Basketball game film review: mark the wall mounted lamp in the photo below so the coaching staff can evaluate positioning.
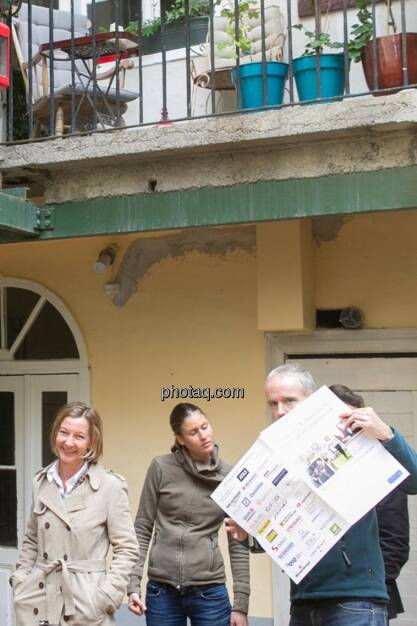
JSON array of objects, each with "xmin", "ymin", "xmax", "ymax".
[{"xmin": 94, "ymin": 245, "xmax": 117, "ymax": 273}]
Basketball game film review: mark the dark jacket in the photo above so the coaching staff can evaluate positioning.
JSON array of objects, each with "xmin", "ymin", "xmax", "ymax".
[
  {"xmin": 376, "ymin": 488, "xmax": 409, "ymax": 619},
  {"xmin": 290, "ymin": 429, "xmax": 417, "ymax": 603}
]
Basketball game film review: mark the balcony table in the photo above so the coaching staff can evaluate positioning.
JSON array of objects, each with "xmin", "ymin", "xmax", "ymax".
[{"xmin": 36, "ymin": 31, "xmax": 139, "ymax": 129}]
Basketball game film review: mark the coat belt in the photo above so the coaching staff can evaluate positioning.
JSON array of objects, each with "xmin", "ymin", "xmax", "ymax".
[{"xmin": 35, "ymin": 557, "xmax": 106, "ymax": 616}]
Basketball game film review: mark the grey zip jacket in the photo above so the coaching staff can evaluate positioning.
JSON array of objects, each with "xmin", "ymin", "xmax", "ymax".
[{"xmin": 127, "ymin": 445, "xmax": 250, "ymax": 613}]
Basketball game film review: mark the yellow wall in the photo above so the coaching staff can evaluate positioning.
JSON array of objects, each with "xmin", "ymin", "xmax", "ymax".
[
  {"xmin": 257, "ymin": 220, "xmax": 315, "ymax": 331},
  {"xmin": 315, "ymin": 210, "xmax": 417, "ymax": 326},
  {"xmin": 2, "ymin": 207, "xmax": 417, "ymax": 619},
  {"xmin": 0, "ymin": 231, "xmax": 271, "ymax": 618}
]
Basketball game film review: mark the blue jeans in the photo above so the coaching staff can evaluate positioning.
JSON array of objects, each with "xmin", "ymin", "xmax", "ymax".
[
  {"xmin": 145, "ymin": 580, "xmax": 232, "ymax": 626},
  {"xmin": 290, "ymin": 601, "xmax": 388, "ymax": 626}
]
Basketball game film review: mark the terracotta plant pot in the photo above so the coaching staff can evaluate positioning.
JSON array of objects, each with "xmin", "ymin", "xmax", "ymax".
[{"xmin": 362, "ymin": 33, "xmax": 417, "ymax": 93}]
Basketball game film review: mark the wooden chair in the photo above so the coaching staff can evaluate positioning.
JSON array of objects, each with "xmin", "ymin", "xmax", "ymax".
[{"xmin": 12, "ymin": 3, "xmax": 139, "ymax": 136}]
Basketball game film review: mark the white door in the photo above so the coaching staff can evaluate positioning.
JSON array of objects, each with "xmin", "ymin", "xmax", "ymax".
[
  {"xmin": 0, "ymin": 377, "xmax": 24, "ymax": 626},
  {"xmin": 0, "ymin": 373, "xmax": 79, "ymax": 626},
  {"xmin": 288, "ymin": 356, "xmax": 417, "ymax": 626},
  {"xmin": 268, "ymin": 343, "xmax": 417, "ymax": 626}
]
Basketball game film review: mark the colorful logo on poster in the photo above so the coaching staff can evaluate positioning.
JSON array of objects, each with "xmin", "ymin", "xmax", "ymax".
[
  {"xmin": 226, "ymin": 491, "xmax": 241, "ymax": 508},
  {"xmin": 272, "ymin": 469, "xmax": 288, "ymax": 486},
  {"xmin": 329, "ymin": 523, "xmax": 342, "ymax": 535},
  {"xmin": 266, "ymin": 529, "xmax": 278, "ymax": 543},
  {"xmin": 237, "ymin": 468, "xmax": 249, "ymax": 481},
  {"xmin": 258, "ymin": 519, "xmax": 271, "ymax": 534}
]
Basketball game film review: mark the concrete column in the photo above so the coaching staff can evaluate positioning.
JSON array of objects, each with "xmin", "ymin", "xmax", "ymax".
[{"xmin": 257, "ymin": 219, "xmax": 315, "ymax": 331}]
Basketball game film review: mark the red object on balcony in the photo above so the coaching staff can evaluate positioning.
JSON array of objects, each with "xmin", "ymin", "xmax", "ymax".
[
  {"xmin": 0, "ymin": 22, "xmax": 10, "ymax": 88},
  {"xmin": 97, "ymin": 51, "xmax": 130, "ymax": 64}
]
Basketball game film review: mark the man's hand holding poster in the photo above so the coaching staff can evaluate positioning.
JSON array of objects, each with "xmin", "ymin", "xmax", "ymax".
[{"xmin": 212, "ymin": 386, "xmax": 409, "ymax": 582}]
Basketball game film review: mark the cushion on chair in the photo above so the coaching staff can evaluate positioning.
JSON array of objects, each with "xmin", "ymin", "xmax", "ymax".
[
  {"xmin": 14, "ymin": 3, "xmax": 89, "ymax": 94},
  {"xmin": 206, "ymin": 3, "xmax": 286, "ymax": 69},
  {"xmin": 55, "ymin": 82, "xmax": 139, "ymax": 102}
]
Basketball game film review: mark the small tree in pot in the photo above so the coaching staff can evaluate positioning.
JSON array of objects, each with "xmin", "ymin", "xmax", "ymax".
[
  {"xmin": 292, "ymin": 16, "xmax": 345, "ymax": 103},
  {"xmin": 216, "ymin": 0, "xmax": 288, "ymax": 109}
]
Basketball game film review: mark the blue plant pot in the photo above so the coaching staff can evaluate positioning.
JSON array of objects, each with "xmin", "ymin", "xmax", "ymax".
[
  {"xmin": 232, "ymin": 61, "xmax": 288, "ymax": 110},
  {"xmin": 293, "ymin": 54, "xmax": 345, "ymax": 103}
]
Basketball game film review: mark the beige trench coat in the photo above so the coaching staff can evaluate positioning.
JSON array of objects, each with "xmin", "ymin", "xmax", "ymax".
[{"xmin": 10, "ymin": 463, "xmax": 139, "ymax": 626}]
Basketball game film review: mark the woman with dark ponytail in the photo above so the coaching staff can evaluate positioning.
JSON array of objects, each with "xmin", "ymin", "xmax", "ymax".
[{"xmin": 127, "ymin": 402, "xmax": 250, "ymax": 626}]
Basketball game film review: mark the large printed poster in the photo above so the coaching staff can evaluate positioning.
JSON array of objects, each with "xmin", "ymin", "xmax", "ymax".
[{"xmin": 211, "ymin": 386, "xmax": 409, "ymax": 582}]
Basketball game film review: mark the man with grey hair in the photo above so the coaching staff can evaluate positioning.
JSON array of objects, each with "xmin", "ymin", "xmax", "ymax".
[
  {"xmin": 265, "ymin": 364, "xmax": 317, "ymax": 421},
  {"xmin": 225, "ymin": 363, "xmax": 417, "ymax": 626}
]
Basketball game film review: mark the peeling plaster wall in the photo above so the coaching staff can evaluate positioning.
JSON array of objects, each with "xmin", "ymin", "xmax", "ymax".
[
  {"xmin": 2, "ymin": 91, "xmax": 417, "ymax": 204},
  {"xmin": 313, "ymin": 216, "xmax": 352, "ymax": 243},
  {"xmin": 113, "ymin": 227, "xmax": 256, "ymax": 305},
  {"xmin": 43, "ymin": 130, "xmax": 417, "ymax": 203}
]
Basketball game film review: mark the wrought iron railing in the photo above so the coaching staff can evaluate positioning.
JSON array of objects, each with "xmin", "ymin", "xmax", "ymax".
[{"xmin": 3, "ymin": 0, "xmax": 417, "ymax": 142}]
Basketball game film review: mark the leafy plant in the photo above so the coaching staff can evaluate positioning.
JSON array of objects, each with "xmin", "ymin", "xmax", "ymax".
[
  {"xmin": 10, "ymin": 67, "xmax": 28, "ymax": 140},
  {"xmin": 293, "ymin": 23, "xmax": 343, "ymax": 56},
  {"xmin": 217, "ymin": 0, "xmax": 260, "ymax": 57},
  {"xmin": 166, "ymin": 0, "xmax": 210, "ymax": 23},
  {"xmin": 347, "ymin": 0, "xmax": 374, "ymax": 63},
  {"xmin": 125, "ymin": 0, "xmax": 210, "ymax": 38},
  {"xmin": 293, "ymin": 0, "xmax": 382, "ymax": 63},
  {"xmin": 125, "ymin": 17, "xmax": 161, "ymax": 37}
]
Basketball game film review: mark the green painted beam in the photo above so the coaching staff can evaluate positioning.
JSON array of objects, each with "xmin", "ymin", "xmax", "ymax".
[
  {"xmin": 0, "ymin": 188, "xmax": 40, "ymax": 236},
  {"xmin": 1, "ymin": 165, "xmax": 417, "ymax": 243}
]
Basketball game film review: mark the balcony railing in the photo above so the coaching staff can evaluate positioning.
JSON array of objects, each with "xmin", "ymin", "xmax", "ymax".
[{"xmin": 3, "ymin": 0, "xmax": 417, "ymax": 142}]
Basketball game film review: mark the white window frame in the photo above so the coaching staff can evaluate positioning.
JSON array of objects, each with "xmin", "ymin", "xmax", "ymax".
[{"xmin": 0, "ymin": 277, "xmax": 89, "ymax": 394}]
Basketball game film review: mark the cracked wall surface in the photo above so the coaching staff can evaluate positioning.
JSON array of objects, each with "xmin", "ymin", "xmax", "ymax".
[
  {"xmin": 1, "ymin": 90, "xmax": 417, "ymax": 204},
  {"xmin": 113, "ymin": 227, "xmax": 256, "ymax": 306}
]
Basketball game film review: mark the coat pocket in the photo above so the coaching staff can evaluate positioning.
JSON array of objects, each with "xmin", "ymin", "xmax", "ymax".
[
  {"xmin": 13, "ymin": 568, "xmax": 45, "ymax": 601},
  {"xmin": 14, "ymin": 568, "xmax": 47, "ymax": 626},
  {"xmin": 71, "ymin": 572, "xmax": 112, "ymax": 625},
  {"xmin": 209, "ymin": 535, "xmax": 223, "ymax": 572},
  {"xmin": 95, "ymin": 588, "xmax": 116, "ymax": 616}
]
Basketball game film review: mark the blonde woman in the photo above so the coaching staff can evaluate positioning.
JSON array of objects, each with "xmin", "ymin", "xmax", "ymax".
[{"xmin": 11, "ymin": 402, "xmax": 139, "ymax": 626}]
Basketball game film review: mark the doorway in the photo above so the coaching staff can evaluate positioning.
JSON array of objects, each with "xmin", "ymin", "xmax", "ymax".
[
  {"xmin": 0, "ymin": 278, "xmax": 89, "ymax": 626},
  {"xmin": 267, "ymin": 330, "xmax": 417, "ymax": 626}
]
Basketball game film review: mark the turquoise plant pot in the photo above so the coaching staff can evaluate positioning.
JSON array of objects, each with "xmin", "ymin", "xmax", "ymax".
[
  {"xmin": 232, "ymin": 61, "xmax": 288, "ymax": 109},
  {"xmin": 293, "ymin": 53, "xmax": 345, "ymax": 103}
]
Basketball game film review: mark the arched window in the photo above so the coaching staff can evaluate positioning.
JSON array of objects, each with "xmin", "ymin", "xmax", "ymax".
[{"xmin": 0, "ymin": 278, "xmax": 85, "ymax": 362}]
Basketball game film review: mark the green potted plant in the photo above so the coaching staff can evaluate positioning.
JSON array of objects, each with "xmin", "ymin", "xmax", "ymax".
[
  {"xmin": 292, "ymin": 19, "xmax": 345, "ymax": 103},
  {"xmin": 349, "ymin": 0, "xmax": 417, "ymax": 94},
  {"xmin": 218, "ymin": 0, "xmax": 288, "ymax": 109},
  {"xmin": 126, "ymin": 0, "xmax": 210, "ymax": 55}
]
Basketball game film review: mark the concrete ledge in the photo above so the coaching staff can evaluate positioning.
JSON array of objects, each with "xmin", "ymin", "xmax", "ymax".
[{"xmin": 2, "ymin": 90, "xmax": 417, "ymax": 174}]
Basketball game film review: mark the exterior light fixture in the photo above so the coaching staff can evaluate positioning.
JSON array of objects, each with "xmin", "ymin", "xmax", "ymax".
[{"xmin": 94, "ymin": 245, "xmax": 117, "ymax": 273}]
